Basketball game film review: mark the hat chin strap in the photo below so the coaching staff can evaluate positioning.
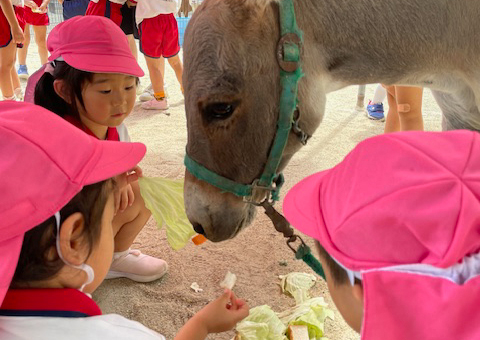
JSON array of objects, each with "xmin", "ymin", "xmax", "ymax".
[{"xmin": 54, "ymin": 212, "xmax": 95, "ymax": 292}]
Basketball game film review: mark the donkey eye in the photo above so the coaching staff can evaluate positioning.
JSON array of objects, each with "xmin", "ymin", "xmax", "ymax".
[{"xmin": 205, "ymin": 102, "xmax": 237, "ymax": 120}]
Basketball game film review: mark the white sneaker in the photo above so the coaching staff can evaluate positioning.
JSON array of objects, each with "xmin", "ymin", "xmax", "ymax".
[
  {"xmin": 139, "ymin": 83, "xmax": 169, "ymax": 101},
  {"xmin": 141, "ymin": 98, "xmax": 169, "ymax": 110},
  {"xmin": 105, "ymin": 249, "xmax": 168, "ymax": 282},
  {"xmin": 14, "ymin": 88, "xmax": 23, "ymax": 101},
  {"xmin": 139, "ymin": 83, "xmax": 154, "ymax": 101}
]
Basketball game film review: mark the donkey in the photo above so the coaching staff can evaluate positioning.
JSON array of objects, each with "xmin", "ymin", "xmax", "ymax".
[{"xmin": 183, "ymin": 0, "xmax": 480, "ymax": 241}]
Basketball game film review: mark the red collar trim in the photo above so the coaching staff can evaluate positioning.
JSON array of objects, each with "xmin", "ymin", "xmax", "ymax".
[
  {"xmin": 64, "ymin": 115, "xmax": 120, "ymax": 141},
  {"xmin": 0, "ymin": 289, "xmax": 102, "ymax": 317}
]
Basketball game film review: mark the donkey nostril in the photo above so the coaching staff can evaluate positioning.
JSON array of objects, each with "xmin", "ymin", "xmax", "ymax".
[{"xmin": 193, "ymin": 223, "xmax": 205, "ymax": 235}]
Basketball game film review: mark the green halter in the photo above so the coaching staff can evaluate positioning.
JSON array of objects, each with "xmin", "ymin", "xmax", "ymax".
[
  {"xmin": 184, "ymin": 0, "xmax": 325, "ymax": 280},
  {"xmin": 184, "ymin": 0, "xmax": 304, "ymax": 204}
]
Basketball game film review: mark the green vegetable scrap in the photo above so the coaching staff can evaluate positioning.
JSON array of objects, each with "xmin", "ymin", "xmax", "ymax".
[
  {"xmin": 138, "ymin": 177, "xmax": 195, "ymax": 250},
  {"xmin": 236, "ymin": 305, "xmax": 288, "ymax": 340},
  {"xmin": 279, "ymin": 272, "xmax": 317, "ymax": 304},
  {"xmin": 278, "ymin": 297, "xmax": 334, "ymax": 340},
  {"xmin": 236, "ymin": 273, "xmax": 334, "ymax": 340}
]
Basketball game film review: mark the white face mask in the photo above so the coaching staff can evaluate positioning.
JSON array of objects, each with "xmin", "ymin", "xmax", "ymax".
[{"xmin": 54, "ymin": 212, "xmax": 95, "ymax": 292}]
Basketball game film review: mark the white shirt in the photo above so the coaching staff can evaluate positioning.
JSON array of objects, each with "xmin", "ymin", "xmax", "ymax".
[
  {"xmin": 0, "ymin": 314, "xmax": 165, "ymax": 340},
  {"xmin": 135, "ymin": 0, "xmax": 177, "ymax": 25}
]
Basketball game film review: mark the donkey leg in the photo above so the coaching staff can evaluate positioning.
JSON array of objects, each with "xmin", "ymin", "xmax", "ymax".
[{"xmin": 432, "ymin": 88, "xmax": 480, "ymax": 132}]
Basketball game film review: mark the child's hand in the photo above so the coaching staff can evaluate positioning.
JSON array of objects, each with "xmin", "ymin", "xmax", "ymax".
[
  {"xmin": 12, "ymin": 25, "xmax": 24, "ymax": 44},
  {"xmin": 39, "ymin": 0, "xmax": 49, "ymax": 13},
  {"xmin": 114, "ymin": 183, "xmax": 135, "ymax": 214},
  {"xmin": 194, "ymin": 289, "xmax": 249, "ymax": 334},
  {"xmin": 113, "ymin": 166, "xmax": 143, "ymax": 214},
  {"xmin": 25, "ymin": 1, "xmax": 38, "ymax": 10},
  {"xmin": 126, "ymin": 0, "xmax": 136, "ymax": 7}
]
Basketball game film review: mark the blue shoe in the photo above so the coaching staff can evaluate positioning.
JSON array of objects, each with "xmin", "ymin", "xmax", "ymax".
[
  {"xmin": 17, "ymin": 65, "xmax": 29, "ymax": 80},
  {"xmin": 366, "ymin": 101, "xmax": 385, "ymax": 121}
]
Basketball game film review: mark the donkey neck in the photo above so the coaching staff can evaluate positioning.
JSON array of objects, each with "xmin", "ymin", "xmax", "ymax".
[{"xmin": 294, "ymin": 0, "xmax": 469, "ymax": 89}]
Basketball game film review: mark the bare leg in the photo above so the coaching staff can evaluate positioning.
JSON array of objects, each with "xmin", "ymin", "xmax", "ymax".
[
  {"xmin": 17, "ymin": 23, "xmax": 30, "ymax": 66},
  {"xmin": 126, "ymin": 34, "xmax": 137, "ymax": 60},
  {"xmin": 32, "ymin": 25, "xmax": 48, "ymax": 64},
  {"xmin": 159, "ymin": 56, "xmax": 165, "ymax": 79},
  {"xmin": 144, "ymin": 55, "xmax": 165, "ymax": 94},
  {"xmin": 167, "ymin": 54, "xmax": 183, "ymax": 91},
  {"xmin": 112, "ymin": 181, "xmax": 151, "ymax": 252},
  {"xmin": 0, "ymin": 41, "xmax": 17, "ymax": 98},
  {"xmin": 11, "ymin": 54, "xmax": 20, "ymax": 90},
  {"xmin": 395, "ymin": 86, "xmax": 424, "ymax": 131},
  {"xmin": 384, "ymin": 85, "xmax": 400, "ymax": 133}
]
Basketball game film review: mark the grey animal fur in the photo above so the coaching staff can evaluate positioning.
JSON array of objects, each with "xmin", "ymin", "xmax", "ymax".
[{"xmin": 183, "ymin": 0, "xmax": 480, "ymax": 241}]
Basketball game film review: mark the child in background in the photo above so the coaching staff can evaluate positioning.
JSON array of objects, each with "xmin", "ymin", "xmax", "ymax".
[
  {"xmin": 16, "ymin": 0, "xmax": 49, "ymax": 78},
  {"xmin": 58, "ymin": 0, "xmax": 89, "ymax": 20},
  {"xmin": 0, "ymin": 101, "xmax": 249, "ymax": 340},
  {"xmin": 135, "ymin": 0, "xmax": 183, "ymax": 110},
  {"xmin": 29, "ymin": 16, "xmax": 168, "ymax": 283},
  {"xmin": 283, "ymin": 130, "xmax": 480, "ymax": 340},
  {"xmin": 0, "ymin": 0, "xmax": 24, "ymax": 100},
  {"xmin": 85, "ymin": 0, "xmax": 125, "ymax": 26},
  {"xmin": 384, "ymin": 85, "xmax": 424, "ymax": 132}
]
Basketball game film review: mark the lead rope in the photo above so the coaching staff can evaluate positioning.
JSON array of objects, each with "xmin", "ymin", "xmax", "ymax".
[{"xmin": 261, "ymin": 201, "xmax": 326, "ymax": 280}]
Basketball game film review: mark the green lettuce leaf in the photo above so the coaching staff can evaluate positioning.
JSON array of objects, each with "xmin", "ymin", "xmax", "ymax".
[
  {"xmin": 236, "ymin": 305, "xmax": 288, "ymax": 340},
  {"xmin": 278, "ymin": 297, "xmax": 335, "ymax": 340},
  {"xmin": 279, "ymin": 272, "xmax": 317, "ymax": 304},
  {"xmin": 138, "ymin": 177, "xmax": 195, "ymax": 250}
]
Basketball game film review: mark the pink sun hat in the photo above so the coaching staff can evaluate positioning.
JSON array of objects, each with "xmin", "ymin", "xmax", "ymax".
[
  {"xmin": 24, "ymin": 15, "xmax": 144, "ymax": 103},
  {"xmin": 0, "ymin": 101, "xmax": 146, "ymax": 305},
  {"xmin": 283, "ymin": 130, "xmax": 480, "ymax": 340}
]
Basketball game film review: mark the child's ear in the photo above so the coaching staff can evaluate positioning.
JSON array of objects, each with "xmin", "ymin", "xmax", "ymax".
[
  {"xmin": 352, "ymin": 281, "xmax": 364, "ymax": 303},
  {"xmin": 57, "ymin": 212, "xmax": 89, "ymax": 266},
  {"xmin": 53, "ymin": 79, "xmax": 72, "ymax": 104}
]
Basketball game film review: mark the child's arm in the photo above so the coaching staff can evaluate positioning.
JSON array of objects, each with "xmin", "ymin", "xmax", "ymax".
[
  {"xmin": 174, "ymin": 290, "xmax": 249, "ymax": 340},
  {"xmin": 0, "ymin": 0, "xmax": 23, "ymax": 43}
]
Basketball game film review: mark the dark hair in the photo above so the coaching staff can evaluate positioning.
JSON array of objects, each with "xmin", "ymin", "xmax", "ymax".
[
  {"xmin": 34, "ymin": 61, "xmax": 94, "ymax": 121},
  {"xmin": 315, "ymin": 241, "xmax": 361, "ymax": 286},
  {"xmin": 34, "ymin": 61, "xmax": 140, "ymax": 121},
  {"xmin": 11, "ymin": 180, "xmax": 112, "ymax": 287}
]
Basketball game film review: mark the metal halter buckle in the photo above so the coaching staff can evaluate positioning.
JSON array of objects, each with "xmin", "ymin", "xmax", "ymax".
[{"xmin": 276, "ymin": 33, "xmax": 302, "ymax": 73}]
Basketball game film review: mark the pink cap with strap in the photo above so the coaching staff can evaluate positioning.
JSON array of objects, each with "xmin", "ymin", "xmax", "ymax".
[
  {"xmin": 24, "ymin": 15, "xmax": 144, "ymax": 103},
  {"xmin": 283, "ymin": 130, "xmax": 480, "ymax": 340},
  {"xmin": 0, "ymin": 101, "xmax": 146, "ymax": 305}
]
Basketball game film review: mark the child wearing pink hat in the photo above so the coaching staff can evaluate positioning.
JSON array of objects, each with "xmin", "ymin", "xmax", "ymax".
[
  {"xmin": 26, "ymin": 15, "xmax": 169, "ymax": 284},
  {"xmin": 283, "ymin": 130, "xmax": 480, "ymax": 340},
  {"xmin": 0, "ymin": 101, "xmax": 249, "ymax": 340}
]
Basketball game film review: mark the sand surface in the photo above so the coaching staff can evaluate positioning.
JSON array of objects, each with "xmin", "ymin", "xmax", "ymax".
[{"xmin": 22, "ymin": 36, "xmax": 442, "ymax": 340}]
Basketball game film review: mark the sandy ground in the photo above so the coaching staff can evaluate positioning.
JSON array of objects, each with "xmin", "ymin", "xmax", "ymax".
[{"xmin": 20, "ymin": 35, "xmax": 442, "ymax": 340}]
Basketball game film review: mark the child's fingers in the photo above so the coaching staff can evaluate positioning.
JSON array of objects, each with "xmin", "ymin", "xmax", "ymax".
[
  {"xmin": 119, "ymin": 190, "xmax": 128, "ymax": 212},
  {"xmin": 132, "ymin": 165, "xmax": 143, "ymax": 177},
  {"xmin": 127, "ymin": 186, "xmax": 135, "ymax": 206},
  {"xmin": 126, "ymin": 172, "xmax": 139, "ymax": 184}
]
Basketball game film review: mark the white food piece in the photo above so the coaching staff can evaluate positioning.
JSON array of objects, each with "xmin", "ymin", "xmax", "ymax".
[
  {"xmin": 190, "ymin": 282, "xmax": 203, "ymax": 293},
  {"xmin": 220, "ymin": 271, "xmax": 237, "ymax": 290},
  {"xmin": 287, "ymin": 325, "xmax": 309, "ymax": 340}
]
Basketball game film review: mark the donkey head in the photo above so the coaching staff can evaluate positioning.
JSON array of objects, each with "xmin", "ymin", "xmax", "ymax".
[{"xmin": 183, "ymin": 0, "xmax": 322, "ymax": 241}]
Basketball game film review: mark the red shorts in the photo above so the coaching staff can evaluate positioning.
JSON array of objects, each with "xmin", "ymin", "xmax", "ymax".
[
  {"xmin": 23, "ymin": 0, "xmax": 49, "ymax": 26},
  {"xmin": 15, "ymin": 6, "xmax": 26, "ymax": 31},
  {"xmin": 0, "ymin": 7, "xmax": 12, "ymax": 47},
  {"xmin": 139, "ymin": 14, "xmax": 180, "ymax": 58},
  {"xmin": 85, "ymin": 0, "xmax": 122, "ymax": 27}
]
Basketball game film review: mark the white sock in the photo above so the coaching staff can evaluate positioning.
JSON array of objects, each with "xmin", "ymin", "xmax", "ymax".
[{"xmin": 372, "ymin": 84, "xmax": 387, "ymax": 104}]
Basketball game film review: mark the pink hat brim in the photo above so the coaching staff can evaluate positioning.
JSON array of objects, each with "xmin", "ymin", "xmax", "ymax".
[
  {"xmin": 62, "ymin": 53, "xmax": 144, "ymax": 78},
  {"xmin": 85, "ymin": 140, "xmax": 146, "ymax": 185},
  {"xmin": 283, "ymin": 170, "xmax": 329, "ymax": 242}
]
